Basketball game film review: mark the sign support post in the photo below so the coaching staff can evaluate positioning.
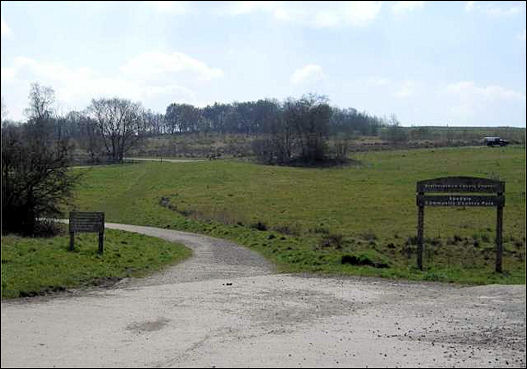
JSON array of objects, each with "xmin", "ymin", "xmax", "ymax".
[
  {"xmin": 417, "ymin": 195, "xmax": 424, "ymax": 271},
  {"xmin": 496, "ymin": 197, "xmax": 503, "ymax": 273},
  {"xmin": 69, "ymin": 231, "xmax": 75, "ymax": 251},
  {"xmin": 98, "ymin": 214, "xmax": 105, "ymax": 255}
]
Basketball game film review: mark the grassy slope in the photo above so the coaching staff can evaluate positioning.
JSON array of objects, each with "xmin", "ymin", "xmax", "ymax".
[
  {"xmin": 71, "ymin": 146, "xmax": 526, "ymax": 284},
  {"xmin": 1, "ymin": 229, "xmax": 192, "ymax": 298}
]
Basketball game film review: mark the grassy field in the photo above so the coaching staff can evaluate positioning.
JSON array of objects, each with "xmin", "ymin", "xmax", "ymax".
[
  {"xmin": 1, "ymin": 228, "xmax": 191, "ymax": 299},
  {"xmin": 71, "ymin": 145, "xmax": 526, "ymax": 284}
]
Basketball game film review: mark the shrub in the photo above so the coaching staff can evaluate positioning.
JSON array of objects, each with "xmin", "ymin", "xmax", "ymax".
[
  {"xmin": 272, "ymin": 224, "xmax": 301, "ymax": 235},
  {"xmin": 2, "ymin": 84, "xmax": 78, "ymax": 235},
  {"xmin": 341, "ymin": 252, "xmax": 389, "ymax": 268},
  {"xmin": 319, "ymin": 233, "xmax": 344, "ymax": 249},
  {"xmin": 250, "ymin": 221, "xmax": 268, "ymax": 231},
  {"xmin": 360, "ymin": 231, "xmax": 378, "ymax": 241}
]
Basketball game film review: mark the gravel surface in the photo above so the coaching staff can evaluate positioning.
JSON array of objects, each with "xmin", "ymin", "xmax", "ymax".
[
  {"xmin": 124, "ymin": 157, "xmax": 205, "ymax": 163},
  {"xmin": 106, "ymin": 223, "xmax": 274, "ymax": 286},
  {"xmin": 1, "ymin": 224, "xmax": 525, "ymax": 368}
]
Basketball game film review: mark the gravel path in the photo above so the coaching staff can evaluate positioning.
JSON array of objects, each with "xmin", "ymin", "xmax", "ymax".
[
  {"xmin": 1, "ymin": 224, "xmax": 525, "ymax": 368},
  {"xmin": 106, "ymin": 223, "xmax": 274, "ymax": 286},
  {"xmin": 124, "ymin": 157, "xmax": 205, "ymax": 163}
]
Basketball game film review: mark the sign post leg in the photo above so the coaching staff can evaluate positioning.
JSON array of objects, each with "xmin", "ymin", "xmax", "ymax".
[
  {"xmin": 417, "ymin": 205, "xmax": 424, "ymax": 270},
  {"xmin": 98, "ymin": 232, "xmax": 104, "ymax": 255},
  {"xmin": 69, "ymin": 232, "xmax": 74, "ymax": 251},
  {"xmin": 495, "ymin": 205, "xmax": 503, "ymax": 273}
]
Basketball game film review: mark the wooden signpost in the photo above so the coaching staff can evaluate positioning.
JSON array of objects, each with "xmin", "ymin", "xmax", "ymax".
[
  {"xmin": 416, "ymin": 177, "xmax": 505, "ymax": 272},
  {"xmin": 69, "ymin": 212, "xmax": 105, "ymax": 254}
]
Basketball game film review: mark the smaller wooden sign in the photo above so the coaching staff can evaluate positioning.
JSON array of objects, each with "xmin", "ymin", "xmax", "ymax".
[{"xmin": 69, "ymin": 212, "xmax": 105, "ymax": 254}]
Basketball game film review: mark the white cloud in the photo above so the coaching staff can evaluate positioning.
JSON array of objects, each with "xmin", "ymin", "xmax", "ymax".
[
  {"xmin": 225, "ymin": 1, "xmax": 279, "ymax": 16},
  {"xmin": 1, "ymin": 51, "xmax": 223, "ymax": 120},
  {"xmin": 290, "ymin": 64, "xmax": 325, "ymax": 85},
  {"xmin": 519, "ymin": 29, "xmax": 526, "ymax": 41},
  {"xmin": 444, "ymin": 81, "xmax": 526, "ymax": 122},
  {"xmin": 341, "ymin": 2, "xmax": 383, "ymax": 27},
  {"xmin": 225, "ymin": 1, "xmax": 383, "ymax": 28},
  {"xmin": 150, "ymin": 1, "xmax": 190, "ymax": 14},
  {"xmin": 1, "ymin": 17, "xmax": 12, "ymax": 38},
  {"xmin": 368, "ymin": 76, "xmax": 391, "ymax": 86},
  {"xmin": 484, "ymin": 4, "xmax": 524, "ymax": 17},
  {"xmin": 392, "ymin": 1, "xmax": 425, "ymax": 14},
  {"xmin": 465, "ymin": 1, "xmax": 524, "ymax": 16},
  {"xmin": 1, "ymin": 66, "xmax": 16, "ymax": 82},
  {"xmin": 120, "ymin": 51, "xmax": 224, "ymax": 81},
  {"xmin": 395, "ymin": 80, "xmax": 416, "ymax": 98},
  {"xmin": 465, "ymin": 1, "xmax": 477, "ymax": 12},
  {"xmin": 446, "ymin": 81, "xmax": 525, "ymax": 101}
]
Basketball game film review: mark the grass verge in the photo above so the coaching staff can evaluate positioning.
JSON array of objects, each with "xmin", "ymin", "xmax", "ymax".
[{"xmin": 1, "ymin": 228, "xmax": 192, "ymax": 299}]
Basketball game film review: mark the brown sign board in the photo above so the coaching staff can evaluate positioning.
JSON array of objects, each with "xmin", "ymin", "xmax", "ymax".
[
  {"xmin": 417, "ymin": 176, "xmax": 504, "ymax": 193},
  {"xmin": 69, "ymin": 212, "xmax": 105, "ymax": 254},
  {"xmin": 69, "ymin": 212, "xmax": 104, "ymax": 233}
]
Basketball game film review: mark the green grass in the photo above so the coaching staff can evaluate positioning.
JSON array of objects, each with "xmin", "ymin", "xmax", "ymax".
[
  {"xmin": 1, "ymin": 228, "xmax": 192, "ymax": 299},
  {"xmin": 71, "ymin": 145, "xmax": 526, "ymax": 285}
]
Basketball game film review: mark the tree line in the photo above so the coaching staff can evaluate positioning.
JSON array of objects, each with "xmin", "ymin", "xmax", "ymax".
[
  {"xmin": 164, "ymin": 98, "xmax": 383, "ymax": 137},
  {"xmin": 3, "ymin": 84, "xmax": 388, "ymax": 163}
]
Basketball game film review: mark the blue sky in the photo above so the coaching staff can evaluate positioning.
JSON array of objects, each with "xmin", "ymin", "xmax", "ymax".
[{"xmin": 1, "ymin": 1, "xmax": 525, "ymax": 126}]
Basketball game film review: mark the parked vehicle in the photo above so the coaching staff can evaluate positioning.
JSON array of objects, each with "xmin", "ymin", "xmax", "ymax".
[{"xmin": 483, "ymin": 137, "xmax": 509, "ymax": 147}]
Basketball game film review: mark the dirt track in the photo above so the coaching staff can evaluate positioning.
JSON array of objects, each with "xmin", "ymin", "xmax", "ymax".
[
  {"xmin": 1, "ymin": 224, "xmax": 525, "ymax": 367},
  {"xmin": 124, "ymin": 157, "xmax": 205, "ymax": 163}
]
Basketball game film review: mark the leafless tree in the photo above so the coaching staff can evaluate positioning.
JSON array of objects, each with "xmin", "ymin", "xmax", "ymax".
[
  {"xmin": 24, "ymin": 83, "xmax": 56, "ymax": 121},
  {"xmin": 1, "ymin": 96, "xmax": 8, "ymax": 124},
  {"xmin": 87, "ymin": 98, "xmax": 146, "ymax": 162},
  {"xmin": 382, "ymin": 114, "xmax": 408, "ymax": 144},
  {"xmin": 284, "ymin": 93, "xmax": 331, "ymax": 163},
  {"xmin": 2, "ymin": 84, "xmax": 77, "ymax": 235},
  {"xmin": 142, "ymin": 109, "xmax": 165, "ymax": 136}
]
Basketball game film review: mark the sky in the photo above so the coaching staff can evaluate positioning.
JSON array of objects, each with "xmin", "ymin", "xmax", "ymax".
[{"xmin": 1, "ymin": 1, "xmax": 526, "ymax": 126}]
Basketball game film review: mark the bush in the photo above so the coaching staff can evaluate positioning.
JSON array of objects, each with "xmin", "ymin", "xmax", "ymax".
[
  {"xmin": 250, "ymin": 221, "xmax": 268, "ymax": 231},
  {"xmin": 319, "ymin": 233, "xmax": 344, "ymax": 249},
  {"xmin": 1, "ymin": 83, "xmax": 78, "ymax": 235},
  {"xmin": 332, "ymin": 139, "xmax": 350, "ymax": 161},
  {"xmin": 341, "ymin": 252, "xmax": 389, "ymax": 268},
  {"xmin": 380, "ymin": 116, "xmax": 408, "ymax": 144}
]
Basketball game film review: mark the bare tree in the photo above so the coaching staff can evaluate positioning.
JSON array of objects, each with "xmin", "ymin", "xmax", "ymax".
[
  {"xmin": 382, "ymin": 114, "xmax": 408, "ymax": 144},
  {"xmin": 142, "ymin": 109, "xmax": 165, "ymax": 136},
  {"xmin": 252, "ymin": 95, "xmax": 332, "ymax": 165},
  {"xmin": 284, "ymin": 94, "xmax": 331, "ymax": 163},
  {"xmin": 165, "ymin": 103, "xmax": 202, "ymax": 133},
  {"xmin": 64, "ymin": 110, "xmax": 104, "ymax": 163},
  {"xmin": 2, "ymin": 84, "xmax": 77, "ymax": 235},
  {"xmin": 1, "ymin": 96, "xmax": 7, "ymax": 124},
  {"xmin": 88, "ymin": 98, "xmax": 146, "ymax": 162},
  {"xmin": 24, "ymin": 83, "xmax": 56, "ymax": 121}
]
